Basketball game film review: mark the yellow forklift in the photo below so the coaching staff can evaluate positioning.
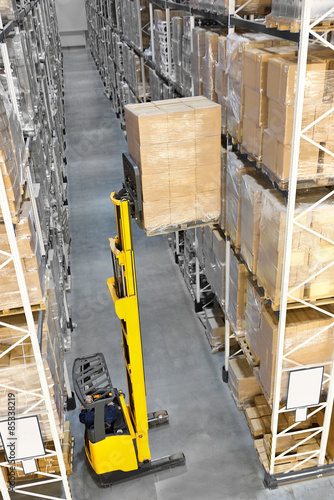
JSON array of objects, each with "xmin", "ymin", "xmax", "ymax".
[{"xmin": 72, "ymin": 155, "xmax": 185, "ymax": 486}]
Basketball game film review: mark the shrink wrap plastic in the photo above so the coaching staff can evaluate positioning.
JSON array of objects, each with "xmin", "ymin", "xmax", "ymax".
[
  {"xmin": 240, "ymin": 173, "xmax": 271, "ymax": 275},
  {"xmin": 191, "ymin": 28, "xmax": 206, "ymax": 96},
  {"xmin": 0, "ymin": 87, "xmax": 24, "ymax": 221},
  {"xmin": 227, "ymin": 246, "xmax": 249, "ymax": 336},
  {"xmin": 271, "ymin": 0, "xmax": 334, "ymax": 21},
  {"xmin": 256, "ymin": 188, "xmax": 331, "ymax": 308},
  {"xmin": 258, "ymin": 303, "xmax": 334, "ymax": 401},
  {"xmin": 125, "ymin": 97, "xmax": 221, "ymax": 236},
  {"xmin": 215, "ymin": 0, "xmax": 271, "ymax": 14},
  {"xmin": 202, "ymin": 31, "xmax": 219, "ymax": 102},
  {"xmin": 225, "ymin": 152, "xmax": 252, "ymax": 247},
  {"xmin": 245, "ymin": 278, "xmax": 262, "ymax": 363},
  {"xmin": 0, "ymin": 0, "xmax": 16, "ymax": 19}
]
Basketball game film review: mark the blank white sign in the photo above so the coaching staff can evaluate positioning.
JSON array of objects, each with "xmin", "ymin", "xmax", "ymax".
[
  {"xmin": 286, "ymin": 367, "xmax": 324, "ymax": 410},
  {"xmin": 0, "ymin": 416, "xmax": 45, "ymax": 462}
]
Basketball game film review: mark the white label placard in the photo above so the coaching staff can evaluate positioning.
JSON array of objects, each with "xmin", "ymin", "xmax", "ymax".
[
  {"xmin": 286, "ymin": 366, "xmax": 324, "ymax": 410},
  {"xmin": 0, "ymin": 416, "xmax": 45, "ymax": 462}
]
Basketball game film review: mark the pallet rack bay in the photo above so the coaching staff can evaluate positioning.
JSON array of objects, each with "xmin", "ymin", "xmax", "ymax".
[
  {"xmin": 86, "ymin": 0, "xmax": 334, "ymax": 488},
  {"xmin": 0, "ymin": 1, "xmax": 74, "ymax": 498}
]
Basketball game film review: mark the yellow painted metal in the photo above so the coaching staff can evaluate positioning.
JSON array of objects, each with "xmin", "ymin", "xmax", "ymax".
[
  {"xmin": 107, "ymin": 191, "xmax": 151, "ymax": 464},
  {"xmin": 85, "ymin": 392, "xmax": 138, "ymax": 474}
]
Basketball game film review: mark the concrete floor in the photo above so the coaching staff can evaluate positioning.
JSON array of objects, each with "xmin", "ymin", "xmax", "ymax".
[{"xmin": 37, "ymin": 47, "xmax": 334, "ymax": 500}]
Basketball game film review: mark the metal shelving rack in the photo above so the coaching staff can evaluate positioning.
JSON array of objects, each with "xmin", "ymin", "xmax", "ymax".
[
  {"xmin": 86, "ymin": 0, "xmax": 334, "ymax": 488},
  {"xmin": 0, "ymin": 1, "xmax": 73, "ymax": 498}
]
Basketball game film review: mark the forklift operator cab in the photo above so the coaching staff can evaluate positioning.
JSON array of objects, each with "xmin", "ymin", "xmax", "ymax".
[{"xmin": 73, "ymin": 353, "xmax": 139, "ymax": 480}]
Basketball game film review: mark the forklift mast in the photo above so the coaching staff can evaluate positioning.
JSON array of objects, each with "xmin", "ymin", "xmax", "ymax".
[{"xmin": 107, "ymin": 189, "xmax": 151, "ymax": 464}]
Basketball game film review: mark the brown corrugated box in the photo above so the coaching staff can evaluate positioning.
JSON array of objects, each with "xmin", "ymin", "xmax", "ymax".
[{"xmin": 228, "ymin": 356, "xmax": 261, "ymax": 405}]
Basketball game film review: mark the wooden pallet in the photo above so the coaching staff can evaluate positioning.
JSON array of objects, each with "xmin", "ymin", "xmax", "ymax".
[
  {"xmin": 261, "ymin": 163, "xmax": 334, "ymax": 191},
  {"xmin": 238, "ymin": 336, "xmax": 259, "ymax": 367},
  {"xmin": 145, "ymin": 217, "xmax": 220, "ymax": 237},
  {"xmin": 0, "ymin": 301, "xmax": 46, "ymax": 318},
  {"xmin": 266, "ymin": 13, "xmax": 334, "ymax": 33}
]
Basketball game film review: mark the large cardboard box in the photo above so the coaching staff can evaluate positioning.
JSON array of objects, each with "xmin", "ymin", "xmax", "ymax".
[
  {"xmin": 267, "ymin": 57, "xmax": 327, "ymax": 106},
  {"xmin": 258, "ymin": 304, "xmax": 334, "ymax": 401},
  {"xmin": 228, "ymin": 356, "xmax": 261, "ymax": 405},
  {"xmin": 267, "ymin": 100, "xmax": 316, "ymax": 145},
  {"xmin": 240, "ymin": 174, "xmax": 270, "ymax": 275},
  {"xmin": 125, "ymin": 97, "xmax": 222, "ymax": 234},
  {"xmin": 244, "ymin": 86, "xmax": 268, "ymax": 126},
  {"xmin": 242, "ymin": 117, "xmax": 266, "ymax": 159},
  {"xmin": 228, "ymin": 248, "xmax": 249, "ymax": 335}
]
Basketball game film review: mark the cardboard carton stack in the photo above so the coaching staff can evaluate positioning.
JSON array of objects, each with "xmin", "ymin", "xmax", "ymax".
[
  {"xmin": 191, "ymin": 28, "xmax": 206, "ymax": 96},
  {"xmin": 256, "ymin": 188, "xmax": 331, "ymax": 308},
  {"xmin": 125, "ymin": 97, "xmax": 221, "ymax": 235},
  {"xmin": 0, "ymin": 201, "xmax": 44, "ymax": 310},
  {"xmin": 263, "ymin": 56, "xmax": 330, "ymax": 181},
  {"xmin": 270, "ymin": 0, "xmax": 334, "ymax": 21},
  {"xmin": 225, "ymin": 152, "xmax": 252, "ymax": 248},
  {"xmin": 228, "ymin": 356, "xmax": 261, "ymax": 405},
  {"xmin": 257, "ymin": 303, "xmax": 334, "ymax": 401},
  {"xmin": 0, "ymin": 91, "xmax": 25, "ymax": 222},
  {"xmin": 242, "ymin": 45, "xmax": 297, "ymax": 159},
  {"xmin": 228, "ymin": 247, "xmax": 249, "ymax": 336},
  {"xmin": 226, "ymin": 32, "xmax": 277, "ymax": 143},
  {"xmin": 222, "ymin": 0, "xmax": 271, "ymax": 14},
  {"xmin": 202, "ymin": 31, "xmax": 219, "ymax": 103},
  {"xmin": 214, "ymin": 36, "xmax": 228, "ymax": 132},
  {"xmin": 240, "ymin": 174, "xmax": 271, "ymax": 275},
  {"xmin": 181, "ymin": 17, "xmax": 192, "ymax": 96},
  {"xmin": 244, "ymin": 278, "xmax": 262, "ymax": 364},
  {"xmin": 171, "ymin": 17, "xmax": 184, "ymax": 86}
]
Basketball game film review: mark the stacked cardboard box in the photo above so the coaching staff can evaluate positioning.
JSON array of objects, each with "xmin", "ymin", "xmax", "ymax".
[
  {"xmin": 240, "ymin": 174, "xmax": 272, "ymax": 275},
  {"xmin": 191, "ymin": 28, "xmax": 206, "ymax": 96},
  {"xmin": 215, "ymin": 36, "xmax": 228, "ymax": 132},
  {"xmin": 242, "ymin": 45, "xmax": 297, "ymax": 159},
  {"xmin": 202, "ymin": 31, "xmax": 219, "ymax": 103},
  {"xmin": 172, "ymin": 17, "xmax": 184, "ymax": 86},
  {"xmin": 244, "ymin": 278, "xmax": 262, "ymax": 364},
  {"xmin": 0, "ymin": 202, "xmax": 44, "ymax": 310},
  {"xmin": 226, "ymin": 32, "xmax": 277, "ymax": 142},
  {"xmin": 225, "ymin": 152, "xmax": 252, "ymax": 248},
  {"xmin": 270, "ymin": 0, "xmax": 334, "ymax": 21},
  {"xmin": 256, "ymin": 188, "xmax": 330, "ymax": 308},
  {"xmin": 257, "ymin": 303, "xmax": 334, "ymax": 401},
  {"xmin": 204, "ymin": 304, "xmax": 225, "ymax": 352},
  {"xmin": 181, "ymin": 17, "xmax": 192, "ymax": 96},
  {"xmin": 228, "ymin": 247, "xmax": 249, "ymax": 336},
  {"xmin": 228, "ymin": 356, "xmax": 261, "ymax": 405},
  {"xmin": 263, "ymin": 56, "xmax": 330, "ymax": 181},
  {"xmin": 125, "ymin": 96, "xmax": 221, "ymax": 235},
  {"xmin": 222, "ymin": 0, "xmax": 271, "ymax": 14},
  {"xmin": 203, "ymin": 227, "xmax": 225, "ymax": 309}
]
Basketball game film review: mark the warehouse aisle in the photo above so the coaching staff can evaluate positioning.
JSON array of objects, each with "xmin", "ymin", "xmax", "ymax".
[{"xmin": 61, "ymin": 48, "xmax": 334, "ymax": 500}]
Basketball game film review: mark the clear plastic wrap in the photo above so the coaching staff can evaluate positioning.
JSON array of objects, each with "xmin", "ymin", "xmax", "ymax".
[
  {"xmin": 240, "ymin": 173, "xmax": 269, "ymax": 275},
  {"xmin": 271, "ymin": 0, "xmax": 334, "ymax": 21},
  {"xmin": 125, "ymin": 97, "xmax": 221, "ymax": 235},
  {"xmin": 245, "ymin": 278, "xmax": 262, "ymax": 364},
  {"xmin": 263, "ymin": 67, "xmax": 334, "ymax": 183},
  {"xmin": 218, "ymin": 0, "xmax": 271, "ymax": 14},
  {"xmin": 0, "ymin": 0, "xmax": 17, "ymax": 19},
  {"xmin": 258, "ymin": 303, "xmax": 334, "ymax": 402},
  {"xmin": 228, "ymin": 247, "xmax": 249, "ymax": 336},
  {"xmin": 256, "ymin": 188, "xmax": 330, "ymax": 308},
  {"xmin": 211, "ymin": 229, "xmax": 225, "ymax": 308},
  {"xmin": 228, "ymin": 356, "xmax": 261, "ymax": 405},
  {"xmin": 225, "ymin": 152, "xmax": 252, "ymax": 247},
  {"xmin": 202, "ymin": 31, "xmax": 219, "ymax": 103},
  {"xmin": 191, "ymin": 28, "xmax": 206, "ymax": 96}
]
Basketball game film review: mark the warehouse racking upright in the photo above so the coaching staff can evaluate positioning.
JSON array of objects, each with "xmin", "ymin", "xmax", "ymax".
[
  {"xmin": 0, "ymin": 0, "xmax": 73, "ymax": 498},
  {"xmin": 86, "ymin": 0, "xmax": 334, "ymax": 488}
]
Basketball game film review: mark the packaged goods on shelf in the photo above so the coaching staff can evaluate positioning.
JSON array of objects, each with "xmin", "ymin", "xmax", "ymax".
[
  {"xmin": 226, "ymin": 32, "xmax": 294, "ymax": 143},
  {"xmin": 204, "ymin": 227, "xmax": 225, "ymax": 308},
  {"xmin": 263, "ymin": 61, "xmax": 334, "ymax": 183},
  {"xmin": 191, "ymin": 28, "xmax": 206, "ymax": 96},
  {"xmin": 244, "ymin": 278, "xmax": 262, "ymax": 364},
  {"xmin": 228, "ymin": 247, "xmax": 249, "ymax": 336},
  {"xmin": 195, "ymin": 226, "xmax": 204, "ymax": 268},
  {"xmin": 120, "ymin": 0, "xmax": 150, "ymax": 51},
  {"xmin": 0, "ymin": 201, "xmax": 45, "ymax": 310},
  {"xmin": 220, "ymin": 0, "xmax": 271, "ymax": 14},
  {"xmin": 215, "ymin": 36, "xmax": 228, "ymax": 131},
  {"xmin": 202, "ymin": 31, "xmax": 219, "ymax": 103},
  {"xmin": 257, "ymin": 303, "xmax": 334, "ymax": 402},
  {"xmin": 181, "ymin": 17, "xmax": 192, "ymax": 96},
  {"xmin": 240, "ymin": 174, "xmax": 272, "ymax": 275},
  {"xmin": 271, "ymin": 0, "xmax": 334, "ymax": 21},
  {"xmin": 204, "ymin": 304, "xmax": 225, "ymax": 352},
  {"xmin": 228, "ymin": 356, "xmax": 261, "ymax": 405},
  {"xmin": 225, "ymin": 152, "xmax": 252, "ymax": 248},
  {"xmin": 125, "ymin": 96, "xmax": 221, "ymax": 235},
  {"xmin": 0, "ymin": 0, "xmax": 16, "ymax": 19},
  {"xmin": 256, "ymin": 188, "xmax": 330, "ymax": 309}
]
